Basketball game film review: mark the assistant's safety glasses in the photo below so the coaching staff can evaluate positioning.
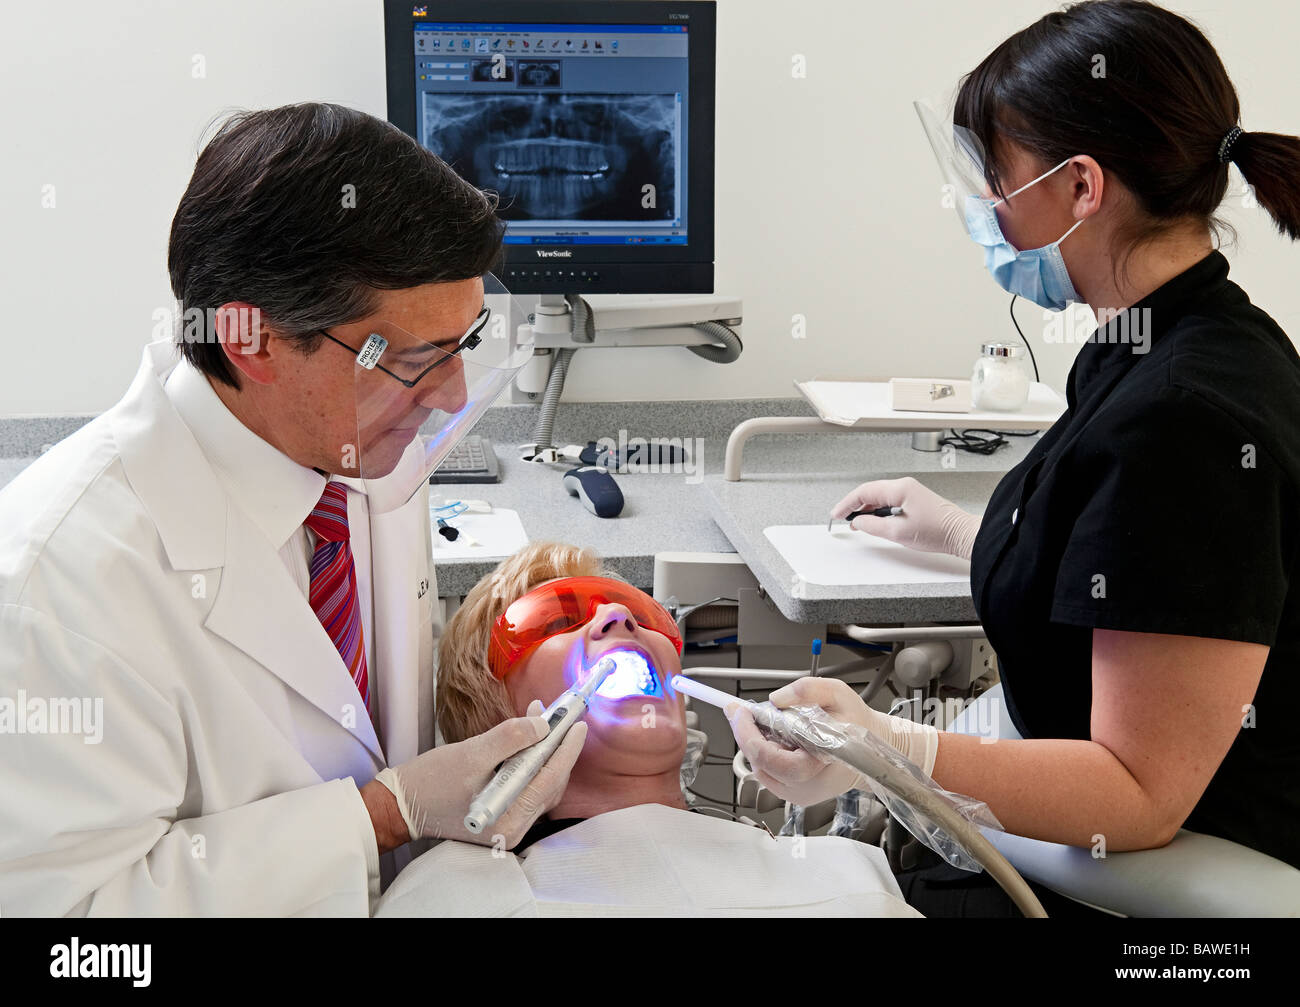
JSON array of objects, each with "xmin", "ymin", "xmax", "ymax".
[
  {"xmin": 317, "ymin": 303, "xmax": 490, "ymax": 389},
  {"xmin": 489, "ymin": 576, "xmax": 684, "ymax": 679}
]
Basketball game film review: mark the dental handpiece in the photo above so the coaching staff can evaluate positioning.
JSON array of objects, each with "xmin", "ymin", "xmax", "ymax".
[
  {"xmin": 463, "ymin": 655, "xmax": 616, "ymax": 835},
  {"xmin": 669, "ymin": 674, "xmax": 1048, "ymax": 918},
  {"xmin": 670, "ymin": 675, "xmax": 812, "ymax": 748}
]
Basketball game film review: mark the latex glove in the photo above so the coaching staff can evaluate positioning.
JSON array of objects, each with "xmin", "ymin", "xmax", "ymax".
[
  {"xmin": 373, "ymin": 700, "xmax": 587, "ymax": 848},
  {"xmin": 726, "ymin": 677, "xmax": 938, "ymax": 807},
  {"xmin": 831, "ymin": 476, "xmax": 981, "ymax": 560}
]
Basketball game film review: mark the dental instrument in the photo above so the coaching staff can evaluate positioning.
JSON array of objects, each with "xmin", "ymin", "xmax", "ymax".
[
  {"xmin": 670, "ymin": 673, "xmax": 1047, "ymax": 917},
  {"xmin": 431, "ymin": 498, "xmax": 494, "ymax": 515},
  {"xmin": 465, "ymin": 655, "xmax": 618, "ymax": 835},
  {"xmin": 828, "ymin": 506, "xmax": 903, "ymax": 532},
  {"xmin": 431, "ymin": 500, "xmax": 469, "ymax": 517},
  {"xmin": 434, "ymin": 515, "xmax": 481, "ymax": 547}
]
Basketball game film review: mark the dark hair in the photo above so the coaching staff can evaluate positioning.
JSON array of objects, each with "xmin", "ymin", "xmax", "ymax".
[
  {"xmin": 168, "ymin": 102, "xmax": 505, "ymax": 388},
  {"xmin": 955, "ymin": 0, "xmax": 1300, "ymax": 275}
]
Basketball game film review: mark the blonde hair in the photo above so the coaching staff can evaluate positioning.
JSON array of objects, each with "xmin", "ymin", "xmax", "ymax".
[{"xmin": 436, "ymin": 541, "xmax": 611, "ymax": 743}]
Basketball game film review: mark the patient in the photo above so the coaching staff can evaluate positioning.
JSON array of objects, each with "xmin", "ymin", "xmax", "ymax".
[{"xmin": 374, "ymin": 542, "xmax": 921, "ymax": 917}]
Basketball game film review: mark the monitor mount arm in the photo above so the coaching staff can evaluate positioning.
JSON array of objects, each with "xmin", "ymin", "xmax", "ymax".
[{"xmin": 516, "ymin": 292, "xmax": 743, "ymax": 463}]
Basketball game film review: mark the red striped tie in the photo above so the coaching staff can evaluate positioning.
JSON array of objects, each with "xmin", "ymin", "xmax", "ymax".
[{"xmin": 305, "ymin": 481, "xmax": 370, "ymax": 715}]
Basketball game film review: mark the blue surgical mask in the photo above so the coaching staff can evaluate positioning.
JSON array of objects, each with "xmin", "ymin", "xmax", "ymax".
[{"xmin": 963, "ymin": 159, "xmax": 1085, "ymax": 311}]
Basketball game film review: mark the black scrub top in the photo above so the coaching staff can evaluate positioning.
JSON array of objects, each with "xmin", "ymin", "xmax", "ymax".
[{"xmin": 969, "ymin": 250, "xmax": 1300, "ymax": 870}]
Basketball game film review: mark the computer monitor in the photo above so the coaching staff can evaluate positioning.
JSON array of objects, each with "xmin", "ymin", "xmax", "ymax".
[{"xmin": 384, "ymin": 0, "xmax": 716, "ymax": 295}]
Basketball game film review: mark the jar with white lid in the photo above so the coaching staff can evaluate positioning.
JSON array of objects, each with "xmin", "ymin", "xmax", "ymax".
[{"xmin": 971, "ymin": 342, "xmax": 1030, "ymax": 411}]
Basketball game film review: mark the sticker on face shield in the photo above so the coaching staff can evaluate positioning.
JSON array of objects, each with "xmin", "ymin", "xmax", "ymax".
[{"xmin": 357, "ymin": 333, "xmax": 388, "ymax": 370}]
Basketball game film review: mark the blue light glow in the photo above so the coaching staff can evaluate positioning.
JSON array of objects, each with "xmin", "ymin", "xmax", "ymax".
[{"xmin": 593, "ymin": 649, "xmax": 662, "ymax": 701}]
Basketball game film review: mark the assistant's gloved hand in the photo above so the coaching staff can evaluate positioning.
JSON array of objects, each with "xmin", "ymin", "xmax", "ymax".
[
  {"xmin": 373, "ymin": 700, "xmax": 587, "ymax": 849},
  {"xmin": 830, "ymin": 476, "xmax": 981, "ymax": 560},
  {"xmin": 726, "ymin": 677, "xmax": 938, "ymax": 807}
]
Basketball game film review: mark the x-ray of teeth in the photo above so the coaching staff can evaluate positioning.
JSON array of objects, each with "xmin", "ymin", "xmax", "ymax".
[
  {"xmin": 517, "ymin": 61, "xmax": 561, "ymax": 87},
  {"xmin": 422, "ymin": 93, "xmax": 677, "ymax": 221},
  {"xmin": 471, "ymin": 59, "xmax": 515, "ymax": 82}
]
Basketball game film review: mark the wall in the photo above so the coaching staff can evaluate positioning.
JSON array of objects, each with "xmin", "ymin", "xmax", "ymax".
[{"xmin": 2, "ymin": 0, "xmax": 1296, "ymax": 414}]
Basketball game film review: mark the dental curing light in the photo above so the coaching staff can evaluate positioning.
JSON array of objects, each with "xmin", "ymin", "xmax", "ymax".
[{"xmin": 464, "ymin": 655, "xmax": 618, "ymax": 835}]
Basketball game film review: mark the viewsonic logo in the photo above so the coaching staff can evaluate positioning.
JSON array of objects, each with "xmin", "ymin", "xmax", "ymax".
[{"xmin": 535, "ymin": 250, "xmax": 573, "ymax": 258}]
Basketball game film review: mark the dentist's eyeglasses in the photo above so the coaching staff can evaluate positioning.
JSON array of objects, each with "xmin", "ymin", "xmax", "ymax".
[{"xmin": 317, "ymin": 304, "xmax": 490, "ymax": 389}]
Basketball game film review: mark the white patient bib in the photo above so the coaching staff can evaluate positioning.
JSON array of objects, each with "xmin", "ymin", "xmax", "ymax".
[{"xmin": 374, "ymin": 804, "xmax": 923, "ymax": 918}]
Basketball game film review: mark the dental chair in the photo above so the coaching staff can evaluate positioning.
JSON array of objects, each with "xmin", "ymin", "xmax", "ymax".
[
  {"xmin": 721, "ymin": 679, "xmax": 1299, "ymax": 917},
  {"xmin": 946, "ymin": 684, "xmax": 1300, "ymax": 918}
]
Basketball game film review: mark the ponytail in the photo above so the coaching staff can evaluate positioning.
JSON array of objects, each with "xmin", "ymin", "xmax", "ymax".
[
  {"xmin": 955, "ymin": 1, "xmax": 1300, "ymax": 264},
  {"xmin": 1233, "ymin": 131, "xmax": 1300, "ymax": 241}
]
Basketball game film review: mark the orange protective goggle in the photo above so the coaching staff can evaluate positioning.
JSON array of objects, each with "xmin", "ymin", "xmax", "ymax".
[{"xmin": 489, "ymin": 576, "xmax": 683, "ymax": 679}]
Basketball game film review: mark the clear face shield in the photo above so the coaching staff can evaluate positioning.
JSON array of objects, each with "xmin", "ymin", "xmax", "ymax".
[
  {"xmin": 348, "ymin": 271, "xmax": 532, "ymax": 513},
  {"xmin": 913, "ymin": 98, "xmax": 995, "ymax": 233},
  {"xmin": 915, "ymin": 97, "xmax": 1086, "ymax": 310}
]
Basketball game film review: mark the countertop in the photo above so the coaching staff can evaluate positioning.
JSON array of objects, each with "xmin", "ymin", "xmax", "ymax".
[
  {"xmin": 428, "ymin": 421, "xmax": 1037, "ymax": 610},
  {"xmin": 1, "ymin": 398, "xmax": 1039, "ymax": 614}
]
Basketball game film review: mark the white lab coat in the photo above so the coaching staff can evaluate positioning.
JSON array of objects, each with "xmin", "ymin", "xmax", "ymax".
[{"xmin": 0, "ymin": 341, "xmax": 438, "ymax": 916}]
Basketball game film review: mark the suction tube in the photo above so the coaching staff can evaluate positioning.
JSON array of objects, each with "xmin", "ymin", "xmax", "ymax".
[{"xmin": 671, "ymin": 674, "xmax": 1047, "ymax": 918}]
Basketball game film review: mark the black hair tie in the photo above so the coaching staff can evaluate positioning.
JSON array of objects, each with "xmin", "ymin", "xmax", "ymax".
[{"xmin": 1217, "ymin": 125, "xmax": 1244, "ymax": 164}]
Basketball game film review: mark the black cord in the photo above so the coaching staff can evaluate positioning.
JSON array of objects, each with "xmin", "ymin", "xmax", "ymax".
[
  {"xmin": 938, "ymin": 427, "xmax": 1037, "ymax": 455},
  {"xmin": 1008, "ymin": 294, "xmax": 1041, "ymax": 383}
]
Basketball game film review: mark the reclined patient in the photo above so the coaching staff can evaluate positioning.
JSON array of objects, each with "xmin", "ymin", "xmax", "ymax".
[{"xmin": 374, "ymin": 542, "xmax": 921, "ymax": 917}]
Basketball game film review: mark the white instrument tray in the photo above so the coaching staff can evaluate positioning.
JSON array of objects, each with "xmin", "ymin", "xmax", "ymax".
[
  {"xmin": 764, "ymin": 524, "xmax": 972, "ymax": 587},
  {"xmin": 795, "ymin": 379, "xmax": 1066, "ymax": 429}
]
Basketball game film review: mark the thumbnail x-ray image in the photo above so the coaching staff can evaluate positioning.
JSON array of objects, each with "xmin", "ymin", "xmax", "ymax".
[
  {"xmin": 471, "ymin": 59, "xmax": 515, "ymax": 82},
  {"xmin": 517, "ymin": 61, "xmax": 561, "ymax": 87},
  {"xmin": 422, "ymin": 93, "xmax": 677, "ymax": 221}
]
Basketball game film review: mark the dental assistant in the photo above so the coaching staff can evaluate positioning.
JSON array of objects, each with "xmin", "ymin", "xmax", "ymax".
[
  {"xmin": 0, "ymin": 103, "xmax": 584, "ymax": 916},
  {"xmin": 729, "ymin": 0, "xmax": 1300, "ymax": 916}
]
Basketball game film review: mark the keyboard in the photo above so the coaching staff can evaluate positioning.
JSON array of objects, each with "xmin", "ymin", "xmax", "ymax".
[{"xmin": 429, "ymin": 434, "xmax": 501, "ymax": 484}]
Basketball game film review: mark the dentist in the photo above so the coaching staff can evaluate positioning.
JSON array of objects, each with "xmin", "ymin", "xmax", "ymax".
[
  {"xmin": 729, "ymin": 0, "xmax": 1300, "ymax": 916},
  {"xmin": 0, "ymin": 102, "xmax": 585, "ymax": 916}
]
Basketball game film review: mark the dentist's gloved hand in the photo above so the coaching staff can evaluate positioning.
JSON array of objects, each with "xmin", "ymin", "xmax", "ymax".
[
  {"xmin": 726, "ymin": 677, "xmax": 938, "ymax": 807},
  {"xmin": 831, "ymin": 476, "xmax": 981, "ymax": 560},
  {"xmin": 371, "ymin": 700, "xmax": 587, "ymax": 849}
]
